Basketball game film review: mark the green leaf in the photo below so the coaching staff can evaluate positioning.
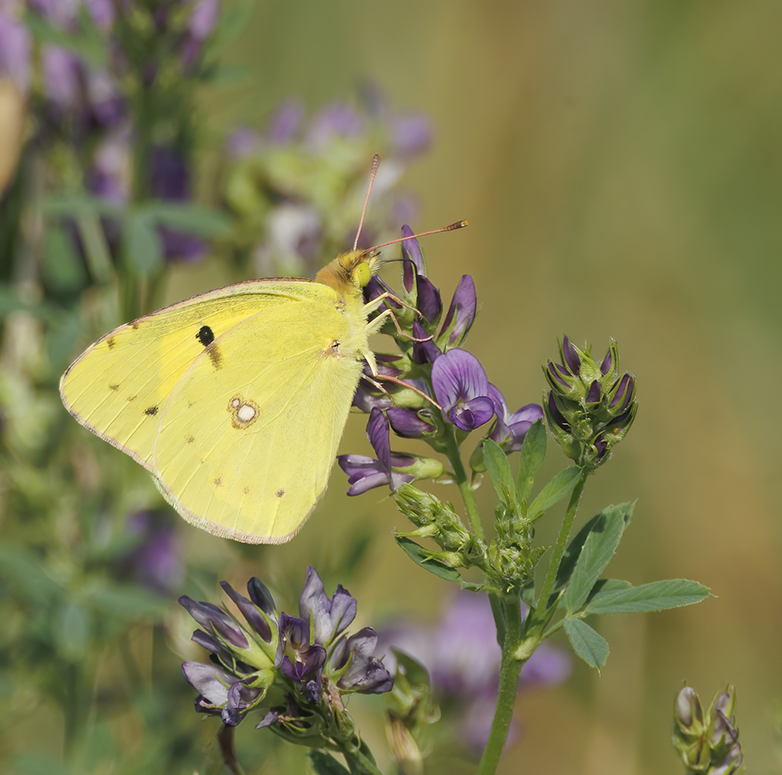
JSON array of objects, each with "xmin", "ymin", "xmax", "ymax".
[
  {"xmin": 395, "ymin": 537, "xmax": 463, "ymax": 583},
  {"xmin": 24, "ymin": 9, "xmax": 107, "ymax": 68},
  {"xmin": 39, "ymin": 193, "xmax": 122, "ymax": 219},
  {"xmin": 42, "ymin": 224, "xmax": 87, "ymax": 292},
  {"xmin": 517, "ymin": 419, "xmax": 546, "ymax": 501},
  {"xmin": 563, "ymin": 617, "xmax": 609, "ymax": 669},
  {"xmin": 138, "ymin": 202, "xmax": 232, "ymax": 237},
  {"xmin": 585, "ymin": 579, "xmax": 711, "ymax": 615},
  {"xmin": 307, "ymin": 751, "xmax": 351, "ymax": 775},
  {"xmin": 122, "ymin": 214, "xmax": 162, "ymax": 276},
  {"xmin": 528, "ymin": 466, "xmax": 581, "ymax": 519},
  {"xmin": 483, "ymin": 439, "xmax": 516, "ymax": 508},
  {"xmin": 563, "ymin": 503, "xmax": 633, "ymax": 613},
  {"xmin": 0, "ymin": 546, "xmax": 63, "ymax": 605}
]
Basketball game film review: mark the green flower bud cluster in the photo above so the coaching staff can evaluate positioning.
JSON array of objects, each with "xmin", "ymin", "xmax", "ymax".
[
  {"xmin": 672, "ymin": 685, "xmax": 744, "ymax": 774},
  {"xmin": 543, "ymin": 337, "xmax": 637, "ymax": 472},
  {"xmin": 394, "ymin": 484, "xmax": 487, "ymax": 570}
]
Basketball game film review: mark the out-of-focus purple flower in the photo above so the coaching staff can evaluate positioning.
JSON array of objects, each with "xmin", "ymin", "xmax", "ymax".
[
  {"xmin": 255, "ymin": 204, "xmax": 322, "ymax": 274},
  {"xmin": 488, "ymin": 386, "xmax": 544, "ymax": 453},
  {"xmin": 440, "ymin": 275, "xmax": 477, "ymax": 347},
  {"xmin": 181, "ymin": 0, "xmax": 220, "ymax": 67},
  {"xmin": 390, "ymin": 114, "xmax": 433, "ymax": 158},
  {"xmin": 381, "ymin": 590, "xmax": 570, "ymax": 753},
  {"xmin": 85, "ymin": 68, "xmax": 123, "ymax": 127},
  {"xmin": 41, "ymin": 46, "xmax": 82, "ymax": 110},
  {"xmin": 84, "ymin": 0, "xmax": 115, "ymax": 32},
  {"xmin": 306, "ymin": 101, "xmax": 366, "ymax": 150},
  {"xmin": 122, "ymin": 510, "xmax": 184, "ymax": 593},
  {"xmin": 29, "ymin": 0, "xmax": 79, "ymax": 28},
  {"xmin": 149, "ymin": 145, "xmax": 206, "ymax": 263},
  {"xmin": 432, "ymin": 348, "xmax": 495, "ymax": 432},
  {"xmin": 0, "ymin": 12, "xmax": 32, "ymax": 93},
  {"xmin": 298, "ymin": 566, "xmax": 357, "ymax": 647},
  {"xmin": 267, "ymin": 97, "xmax": 305, "ymax": 144},
  {"xmin": 226, "ymin": 125, "xmax": 262, "ymax": 157}
]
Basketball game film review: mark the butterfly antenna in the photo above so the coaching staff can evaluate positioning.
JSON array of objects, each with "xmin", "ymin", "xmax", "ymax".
[
  {"xmin": 354, "ymin": 154, "xmax": 381, "ymax": 251},
  {"xmin": 369, "ymin": 220, "xmax": 469, "ymax": 252}
]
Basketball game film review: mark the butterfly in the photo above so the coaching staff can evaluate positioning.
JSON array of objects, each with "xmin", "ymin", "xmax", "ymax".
[{"xmin": 60, "ymin": 157, "xmax": 466, "ymax": 543}]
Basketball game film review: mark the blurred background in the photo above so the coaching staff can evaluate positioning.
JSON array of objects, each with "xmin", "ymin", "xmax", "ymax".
[{"xmin": 1, "ymin": 1, "xmax": 781, "ymax": 774}]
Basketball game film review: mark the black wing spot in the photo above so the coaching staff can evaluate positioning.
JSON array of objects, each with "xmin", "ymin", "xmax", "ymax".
[
  {"xmin": 196, "ymin": 325, "xmax": 215, "ymax": 347},
  {"xmin": 144, "ymin": 405, "xmax": 159, "ymax": 416},
  {"xmin": 275, "ymin": 488, "xmax": 285, "ymax": 498}
]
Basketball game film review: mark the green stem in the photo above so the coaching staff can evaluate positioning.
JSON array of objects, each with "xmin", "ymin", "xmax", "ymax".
[
  {"xmin": 537, "ymin": 469, "xmax": 588, "ymax": 611},
  {"xmin": 444, "ymin": 430, "xmax": 484, "ymax": 541},
  {"xmin": 477, "ymin": 598, "xmax": 525, "ymax": 775}
]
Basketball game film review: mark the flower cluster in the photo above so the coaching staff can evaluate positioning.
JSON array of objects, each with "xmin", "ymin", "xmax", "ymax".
[
  {"xmin": 222, "ymin": 97, "xmax": 434, "ymax": 277},
  {"xmin": 180, "ymin": 567, "xmax": 393, "ymax": 747},
  {"xmin": 543, "ymin": 336, "xmax": 637, "ymax": 471},
  {"xmin": 337, "ymin": 227, "xmax": 543, "ymax": 498},
  {"xmin": 672, "ymin": 685, "xmax": 744, "ymax": 774}
]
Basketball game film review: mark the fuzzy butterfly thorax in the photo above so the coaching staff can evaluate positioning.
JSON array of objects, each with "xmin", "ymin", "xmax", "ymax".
[{"xmin": 314, "ymin": 249, "xmax": 379, "ymax": 295}]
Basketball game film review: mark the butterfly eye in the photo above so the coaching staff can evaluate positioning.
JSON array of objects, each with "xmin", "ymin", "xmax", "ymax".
[{"xmin": 354, "ymin": 261, "xmax": 372, "ymax": 289}]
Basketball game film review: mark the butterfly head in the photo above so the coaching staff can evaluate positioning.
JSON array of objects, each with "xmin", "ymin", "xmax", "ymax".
[{"xmin": 315, "ymin": 249, "xmax": 381, "ymax": 295}]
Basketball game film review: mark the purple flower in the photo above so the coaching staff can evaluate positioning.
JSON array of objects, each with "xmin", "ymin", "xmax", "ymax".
[
  {"xmin": 306, "ymin": 101, "xmax": 366, "ymax": 150},
  {"xmin": 390, "ymin": 114, "xmax": 433, "ymax": 158},
  {"xmin": 122, "ymin": 510, "xmax": 184, "ymax": 593},
  {"xmin": 41, "ymin": 46, "xmax": 82, "ymax": 111},
  {"xmin": 84, "ymin": 0, "xmax": 115, "ymax": 32},
  {"xmin": 333, "ymin": 627, "xmax": 394, "ymax": 694},
  {"xmin": 267, "ymin": 97, "xmax": 305, "ymax": 144},
  {"xmin": 432, "ymin": 349, "xmax": 495, "ymax": 431},
  {"xmin": 89, "ymin": 128, "xmax": 131, "ymax": 202},
  {"xmin": 488, "ymin": 386, "xmax": 544, "ymax": 453},
  {"xmin": 338, "ymin": 408, "xmax": 415, "ymax": 495},
  {"xmin": 149, "ymin": 145, "xmax": 206, "ymax": 263},
  {"xmin": 298, "ymin": 566, "xmax": 357, "ymax": 646},
  {"xmin": 411, "ymin": 320, "xmax": 442, "ymax": 365},
  {"xmin": 0, "ymin": 13, "xmax": 32, "ymax": 93},
  {"xmin": 440, "ymin": 275, "xmax": 477, "ymax": 347},
  {"xmin": 387, "ymin": 406, "xmax": 435, "ymax": 439},
  {"xmin": 281, "ymin": 644, "xmax": 326, "ymax": 703}
]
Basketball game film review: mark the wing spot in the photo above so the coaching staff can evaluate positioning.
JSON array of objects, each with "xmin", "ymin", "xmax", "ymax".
[
  {"xmin": 144, "ymin": 405, "xmax": 159, "ymax": 416},
  {"xmin": 131, "ymin": 322, "xmax": 140, "ymax": 330},
  {"xmin": 242, "ymin": 486, "xmax": 250, "ymax": 495},
  {"xmin": 127, "ymin": 395, "xmax": 137, "ymax": 402},
  {"xmin": 276, "ymin": 488, "xmax": 285, "ymax": 498},
  {"xmin": 108, "ymin": 384, "xmax": 120, "ymax": 391},
  {"xmin": 213, "ymin": 476, "xmax": 222, "ymax": 487},
  {"xmin": 106, "ymin": 336, "xmax": 116, "ymax": 349},
  {"xmin": 228, "ymin": 395, "xmax": 259, "ymax": 429},
  {"xmin": 185, "ymin": 435, "xmax": 195, "ymax": 444},
  {"xmin": 196, "ymin": 325, "xmax": 215, "ymax": 347}
]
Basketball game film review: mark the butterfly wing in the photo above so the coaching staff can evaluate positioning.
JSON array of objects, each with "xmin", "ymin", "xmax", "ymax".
[{"xmin": 60, "ymin": 280, "xmax": 366, "ymax": 542}]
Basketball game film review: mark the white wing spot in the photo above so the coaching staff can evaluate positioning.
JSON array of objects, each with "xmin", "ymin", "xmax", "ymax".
[{"xmin": 228, "ymin": 395, "xmax": 259, "ymax": 430}]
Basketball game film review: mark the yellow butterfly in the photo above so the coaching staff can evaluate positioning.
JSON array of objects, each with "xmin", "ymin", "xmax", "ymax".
[{"xmin": 60, "ymin": 157, "xmax": 466, "ymax": 544}]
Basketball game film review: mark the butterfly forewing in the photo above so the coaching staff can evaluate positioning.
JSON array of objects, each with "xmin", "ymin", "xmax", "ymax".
[{"xmin": 60, "ymin": 278, "xmax": 368, "ymax": 543}]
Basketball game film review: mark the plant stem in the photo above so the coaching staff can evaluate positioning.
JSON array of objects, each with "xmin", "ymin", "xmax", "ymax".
[
  {"xmin": 341, "ymin": 747, "xmax": 384, "ymax": 775},
  {"xmin": 537, "ymin": 469, "xmax": 588, "ymax": 610},
  {"xmin": 477, "ymin": 598, "xmax": 525, "ymax": 775},
  {"xmin": 444, "ymin": 430, "xmax": 485, "ymax": 541}
]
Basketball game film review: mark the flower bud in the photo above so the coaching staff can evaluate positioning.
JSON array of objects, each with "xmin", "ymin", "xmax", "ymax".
[{"xmin": 543, "ymin": 337, "xmax": 637, "ymax": 472}]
